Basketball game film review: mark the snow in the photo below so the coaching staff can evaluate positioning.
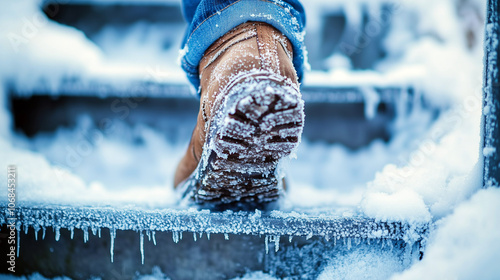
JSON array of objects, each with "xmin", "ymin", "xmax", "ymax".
[
  {"xmin": 231, "ymin": 271, "xmax": 279, "ymax": 280},
  {"xmin": 361, "ymin": 188, "xmax": 432, "ymax": 224},
  {"xmin": 0, "ymin": 0, "xmax": 187, "ymax": 97},
  {"xmin": 0, "ymin": 274, "xmax": 72, "ymax": 280},
  {"xmin": 391, "ymin": 187, "xmax": 500, "ymax": 280},
  {"xmin": 317, "ymin": 247, "xmax": 405, "ymax": 280},
  {"xmin": 358, "ymin": 0, "xmax": 486, "ymax": 223},
  {"xmin": 0, "ymin": 129, "xmax": 180, "ymax": 207},
  {"xmin": 0, "ymin": 0, "xmax": 498, "ymax": 279},
  {"xmin": 136, "ymin": 267, "xmax": 172, "ymax": 280}
]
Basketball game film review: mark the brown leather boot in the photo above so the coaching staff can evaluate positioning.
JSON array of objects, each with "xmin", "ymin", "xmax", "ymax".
[{"xmin": 174, "ymin": 22, "xmax": 304, "ymax": 207}]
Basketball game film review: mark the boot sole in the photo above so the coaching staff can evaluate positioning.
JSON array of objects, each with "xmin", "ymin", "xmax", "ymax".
[{"xmin": 180, "ymin": 72, "xmax": 304, "ymax": 208}]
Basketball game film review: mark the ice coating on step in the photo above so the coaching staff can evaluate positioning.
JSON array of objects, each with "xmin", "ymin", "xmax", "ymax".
[{"xmin": 0, "ymin": 205, "xmax": 429, "ymax": 243}]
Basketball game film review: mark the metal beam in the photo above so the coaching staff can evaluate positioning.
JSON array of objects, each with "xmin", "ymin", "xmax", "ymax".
[
  {"xmin": 0, "ymin": 205, "xmax": 428, "ymax": 279},
  {"xmin": 1, "ymin": 205, "xmax": 428, "ymax": 242},
  {"xmin": 482, "ymin": 0, "xmax": 500, "ymax": 188}
]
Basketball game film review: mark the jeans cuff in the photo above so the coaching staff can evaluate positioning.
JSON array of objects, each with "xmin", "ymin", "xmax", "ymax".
[{"xmin": 181, "ymin": 0, "xmax": 306, "ymax": 91}]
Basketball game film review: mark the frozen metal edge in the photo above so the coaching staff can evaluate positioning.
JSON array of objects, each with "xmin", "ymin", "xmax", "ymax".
[{"xmin": 0, "ymin": 205, "xmax": 429, "ymax": 242}]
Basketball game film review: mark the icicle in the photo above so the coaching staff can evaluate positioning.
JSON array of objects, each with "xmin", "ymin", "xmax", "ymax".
[
  {"xmin": 24, "ymin": 224, "xmax": 28, "ymax": 235},
  {"xmin": 146, "ymin": 231, "xmax": 151, "ymax": 242},
  {"xmin": 140, "ymin": 231, "xmax": 145, "ymax": 265},
  {"xmin": 199, "ymin": 232, "xmax": 203, "ymax": 239},
  {"xmin": 110, "ymin": 229, "xmax": 115, "ymax": 263},
  {"xmin": 42, "ymin": 227, "xmax": 46, "ymax": 240},
  {"xmin": 34, "ymin": 227, "xmax": 39, "ymax": 241},
  {"xmin": 92, "ymin": 227, "xmax": 97, "ymax": 236},
  {"xmin": 367, "ymin": 238, "xmax": 371, "ymax": 245},
  {"xmin": 381, "ymin": 238, "xmax": 386, "ymax": 249},
  {"xmin": 347, "ymin": 238, "xmax": 352, "ymax": 250},
  {"xmin": 55, "ymin": 227, "xmax": 60, "ymax": 242},
  {"xmin": 207, "ymin": 233, "xmax": 211, "ymax": 240},
  {"xmin": 325, "ymin": 235, "xmax": 330, "ymax": 242},
  {"xmin": 84, "ymin": 228, "xmax": 89, "ymax": 243},
  {"xmin": 273, "ymin": 235, "xmax": 280, "ymax": 252},
  {"xmin": 70, "ymin": 228, "xmax": 74, "ymax": 240},
  {"xmin": 387, "ymin": 239, "xmax": 393, "ymax": 251},
  {"xmin": 16, "ymin": 228, "xmax": 20, "ymax": 258},
  {"xmin": 224, "ymin": 233, "xmax": 229, "ymax": 240},
  {"xmin": 288, "ymin": 235, "xmax": 293, "ymax": 243},
  {"xmin": 98, "ymin": 228, "xmax": 101, "ymax": 238},
  {"xmin": 172, "ymin": 232, "xmax": 179, "ymax": 243},
  {"xmin": 152, "ymin": 231, "xmax": 157, "ymax": 246},
  {"xmin": 334, "ymin": 233, "xmax": 337, "ymax": 246},
  {"xmin": 356, "ymin": 237, "xmax": 360, "ymax": 246},
  {"xmin": 360, "ymin": 87, "xmax": 380, "ymax": 120},
  {"xmin": 193, "ymin": 233, "xmax": 197, "ymax": 242},
  {"xmin": 265, "ymin": 235, "xmax": 269, "ymax": 254},
  {"xmin": 179, "ymin": 231, "xmax": 183, "ymax": 240},
  {"xmin": 306, "ymin": 233, "xmax": 312, "ymax": 240}
]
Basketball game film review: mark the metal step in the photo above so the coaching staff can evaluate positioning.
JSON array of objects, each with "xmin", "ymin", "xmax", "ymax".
[
  {"xmin": 0, "ymin": 205, "xmax": 429, "ymax": 279},
  {"xmin": 9, "ymin": 79, "xmax": 426, "ymax": 149}
]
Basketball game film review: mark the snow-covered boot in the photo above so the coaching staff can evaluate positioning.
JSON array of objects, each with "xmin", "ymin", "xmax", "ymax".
[{"xmin": 174, "ymin": 22, "xmax": 304, "ymax": 207}]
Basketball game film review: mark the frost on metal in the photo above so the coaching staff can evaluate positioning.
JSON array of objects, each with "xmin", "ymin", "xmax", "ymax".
[
  {"xmin": 0, "ymin": 205, "xmax": 429, "ymax": 265},
  {"xmin": 0, "ymin": 205, "xmax": 429, "ymax": 242}
]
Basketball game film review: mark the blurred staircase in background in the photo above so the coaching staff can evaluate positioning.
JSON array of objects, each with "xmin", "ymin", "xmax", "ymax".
[{"xmin": 2, "ymin": 0, "xmax": 443, "ymax": 279}]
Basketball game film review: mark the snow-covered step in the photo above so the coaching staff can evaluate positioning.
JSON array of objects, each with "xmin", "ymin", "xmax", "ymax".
[
  {"xmin": 1, "ymin": 205, "xmax": 428, "ymax": 279},
  {"xmin": 9, "ymin": 76, "xmax": 426, "ymax": 149},
  {"xmin": 8, "ymin": 69, "xmax": 421, "ymax": 102}
]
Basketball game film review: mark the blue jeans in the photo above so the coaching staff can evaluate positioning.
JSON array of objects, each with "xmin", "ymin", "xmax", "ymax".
[{"xmin": 180, "ymin": 0, "xmax": 307, "ymax": 92}]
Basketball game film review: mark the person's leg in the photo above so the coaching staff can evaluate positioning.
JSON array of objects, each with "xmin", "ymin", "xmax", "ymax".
[
  {"xmin": 180, "ymin": 0, "xmax": 306, "ymax": 91},
  {"xmin": 176, "ymin": 0, "xmax": 307, "ymax": 207}
]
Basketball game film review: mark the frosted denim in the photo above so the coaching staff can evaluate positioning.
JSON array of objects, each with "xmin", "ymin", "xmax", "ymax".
[{"xmin": 180, "ymin": 0, "xmax": 307, "ymax": 92}]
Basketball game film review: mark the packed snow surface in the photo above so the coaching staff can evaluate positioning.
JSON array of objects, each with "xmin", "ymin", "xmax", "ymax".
[{"xmin": 1, "ymin": 0, "xmax": 499, "ymax": 279}]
